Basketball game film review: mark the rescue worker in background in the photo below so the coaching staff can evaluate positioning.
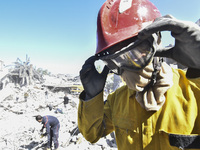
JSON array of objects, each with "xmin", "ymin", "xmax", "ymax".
[
  {"xmin": 78, "ymin": 0, "xmax": 200, "ymax": 149},
  {"xmin": 36, "ymin": 115, "xmax": 60, "ymax": 150},
  {"xmin": 63, "ymin": 93, "xmax": 69, "ymax": 108},
  {"xmin": 24, "ymin": 92, "xmax": 28, "ymax": 102}
]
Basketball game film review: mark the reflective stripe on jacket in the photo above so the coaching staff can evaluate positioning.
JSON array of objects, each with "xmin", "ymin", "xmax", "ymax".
[{"xmin": 78, "ymin": 68, "xmax": 200, "ymax": 150}]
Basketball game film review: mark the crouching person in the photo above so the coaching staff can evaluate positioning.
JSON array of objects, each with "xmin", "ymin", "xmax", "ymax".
[{"xmin": 36, "ymin": 115, "xmax": 60, "ymax": 150}]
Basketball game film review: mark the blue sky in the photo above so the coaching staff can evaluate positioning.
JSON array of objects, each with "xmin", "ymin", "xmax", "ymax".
[{"xmin": 0, "ymin": 0, "xmax": 199, "ymax": 75}]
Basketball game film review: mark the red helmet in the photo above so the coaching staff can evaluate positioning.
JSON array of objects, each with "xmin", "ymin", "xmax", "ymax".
[{"xmin": 96, "ymin": 0, "xmax": 161, "ymax": 54}]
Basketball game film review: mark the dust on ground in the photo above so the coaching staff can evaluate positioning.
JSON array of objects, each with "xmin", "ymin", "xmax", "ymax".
[{"xmin": 0, "ymin": 73, "xmax": 117, "ymax": 150}]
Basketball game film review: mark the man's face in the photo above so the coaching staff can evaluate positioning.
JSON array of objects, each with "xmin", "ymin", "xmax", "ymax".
[
  {"xmin": 101, "ymin": 33, "xmax": 159, "ymax": 75},
  {"xmin": 37, "ymin": 119, "xmax": 42, "ymax": 123}
]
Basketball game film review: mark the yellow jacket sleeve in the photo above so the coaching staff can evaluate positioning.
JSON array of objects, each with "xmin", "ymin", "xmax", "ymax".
[{"xmin": 78, "ymin": 91, "xmax": 114, "ymax": 143}]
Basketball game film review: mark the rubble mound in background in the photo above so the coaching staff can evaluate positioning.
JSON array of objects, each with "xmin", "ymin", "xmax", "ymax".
[{"xmin": 0, "ymin": 82, "xmax": 117, "ymax": 150}]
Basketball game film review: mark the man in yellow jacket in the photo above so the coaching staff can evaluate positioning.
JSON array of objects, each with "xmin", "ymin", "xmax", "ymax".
[{"xmin": 78, "ymin": 0, "xmax": 200, "ymax": 149}]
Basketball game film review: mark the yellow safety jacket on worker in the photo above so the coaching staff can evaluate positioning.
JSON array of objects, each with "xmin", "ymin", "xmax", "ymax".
[{"xmin": 78, "ymin": 68, "xmax": 200, "ymax": 150}]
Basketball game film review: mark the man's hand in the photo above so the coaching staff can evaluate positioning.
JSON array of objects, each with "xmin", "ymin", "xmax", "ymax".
[
  {"xmin": 80, "ymin": 56, "xmax": 109, "ymax": 100},
  {"xmin": 138, "ymin": 15, "xmax": 200, "ymax": 69},
  {"xmin": 40, "ymin": 133, "xmax": 46, "ymax": 138}
]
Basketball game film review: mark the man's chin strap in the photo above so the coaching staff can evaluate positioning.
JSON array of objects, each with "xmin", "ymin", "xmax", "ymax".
[{"xmin": 136, "ymin": 58, "xmax": 173, "ymax": 111}]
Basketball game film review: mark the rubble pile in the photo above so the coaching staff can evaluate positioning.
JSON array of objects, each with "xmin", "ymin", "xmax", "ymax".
[{"xmin": 0, "ymin": 77, "xmax": 117, "ymax": 150}]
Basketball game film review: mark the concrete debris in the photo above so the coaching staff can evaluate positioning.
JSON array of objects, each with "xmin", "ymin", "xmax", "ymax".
[{"xmin": 0, "ymin": 72, "xmax": 117, "ymax": 150}]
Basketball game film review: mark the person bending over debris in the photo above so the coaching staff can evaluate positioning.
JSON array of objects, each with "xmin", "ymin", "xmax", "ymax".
[
  {"xmin": 36, "ymin": 115, "xmax": 60, "ymax": 150},
  {"xmin": 78, "ymin": 0, "xmax": 200, "ymax": 149}
]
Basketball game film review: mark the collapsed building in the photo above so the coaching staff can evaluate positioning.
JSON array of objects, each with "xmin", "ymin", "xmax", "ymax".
[
  {"xmin": 0, "ymin": 56, "xmax": 84, "ymax": 96},
  {"xmin": 0, "ymin": 56, "xmax": 43, "ymax": 90}
]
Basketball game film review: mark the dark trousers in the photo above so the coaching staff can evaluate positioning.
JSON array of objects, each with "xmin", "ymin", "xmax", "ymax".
[{"xmin": 49, "ymin": 123, "xmax": 60, "ymax": 149}]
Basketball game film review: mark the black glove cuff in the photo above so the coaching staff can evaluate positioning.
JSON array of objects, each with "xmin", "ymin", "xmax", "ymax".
[
  {"xmin": 79, "ymin": 91, "xmax": 93, "ymax": 101},
  {"xmin": 80, "ymin": 90, "xmax": 103, "ymax": 101}
]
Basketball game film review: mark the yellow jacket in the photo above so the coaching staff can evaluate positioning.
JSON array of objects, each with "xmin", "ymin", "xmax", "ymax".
[{"xmin": 78, "ymin": 69, "xmax": 200, "ymax": 150}]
